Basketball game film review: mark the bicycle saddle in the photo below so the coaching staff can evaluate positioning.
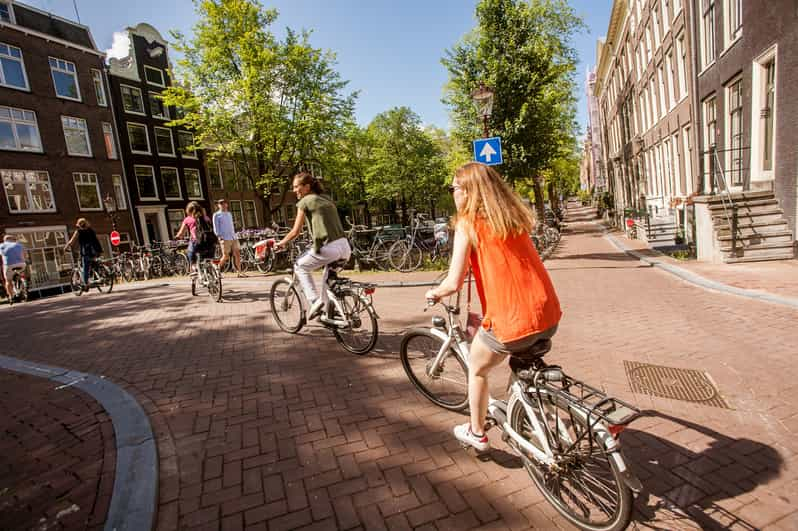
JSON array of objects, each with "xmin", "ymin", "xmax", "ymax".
[{"xmin": 508, "ymin": 339, "xmax": 552, "ymax": 372}]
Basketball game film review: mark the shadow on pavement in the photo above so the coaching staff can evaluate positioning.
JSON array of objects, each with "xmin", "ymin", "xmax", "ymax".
[{"xmin": 624, "ymin": 410, "xmax": 783, "ymax": 530}]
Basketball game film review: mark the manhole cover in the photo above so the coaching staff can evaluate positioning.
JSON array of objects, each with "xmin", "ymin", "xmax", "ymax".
[{"xmin": 624, "ymin": 361, "xmax": 729, "ymax": 408}]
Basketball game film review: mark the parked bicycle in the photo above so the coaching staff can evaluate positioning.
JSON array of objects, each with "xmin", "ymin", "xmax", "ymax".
[
  {"xmin": 400, "ymin": 291, "xmax": 641, "ymax": 531},
  {"xmin": 344, "ymin": 217, "xmax": 394, "ymax": 271},
  {"xmin": 389, "ymin": 213, "xmax": 450, "ymax": 272},
  {"xmin": 270, "ymin": 257, "xmax": 379, "ymax": 354},
  {"xmin": 191, "ymin": 256, "xmax": 222, "ymax": 302},
  {"xmin": 69, "ymin": 255, "xmax": 115, "ymax": 296}
]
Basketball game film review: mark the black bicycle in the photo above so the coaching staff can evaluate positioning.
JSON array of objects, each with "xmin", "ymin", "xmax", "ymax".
[
  {"xmin": 4, "ymin": 265, "xmax": 28, "ymax": 305},
  {"xmin": 388, "ymin": 213, "xmax": 450, "ymax": 272},
  {"xmin": 344, "ymin": 218, "xmax": 394, "ymax": 271},
  {"xmin": 69, "ymin": 255, "xmax": 114, "ymax": 296}
]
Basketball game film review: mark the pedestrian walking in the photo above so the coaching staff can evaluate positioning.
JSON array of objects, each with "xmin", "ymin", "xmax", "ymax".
[{"xmin": 213, "ymin": 199, "xmax": 244, "ymax": 277}]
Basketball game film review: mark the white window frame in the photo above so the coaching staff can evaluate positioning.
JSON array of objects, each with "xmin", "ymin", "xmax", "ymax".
[
  {"xmin": 664, "ymin": 50, "xmax": 674, "ymax": 110},
  {"xmin": 725, "ymin": 76, "xmax": 745, "ymax": 187},
  {"xmin": 92, "ymin": 69, "xmax": 107, "ymax": 107},
  {"xmin": 112, "ymin": 174, "xmax": 127, "ymax": 210},
  {"xmin": 143, "ymin": 65, "xmax": 166, "ymax": 87},
  {"xmin": 127, "ymin": 122, "xmax": 151, "ymax": 155},
  {"xmin": 672, "ymin": 133, "xmax": 682, "ymax": 196},
  {"xmin": 682, "ymin": 125, "xmax": 693, "ymax": 195},
  {"xmin": 178, "ymin": 131, "xmax": 197, "ymax": 159},
  {"xmin": 750, "ymin": 46, "xmax": 778, "ymax": 182},
  {"xmin": 102, "ymin": 122, "xmax": 118, "ymax": 160},
  {"xmin": 160, "ymin": 166, "xmax": 182, "ymax": 200},
  {"xmin": 229, "ymin": 199, "xmax": 244, "ymax": 230},
  {"xmin": 184, "ymin": 168, "xmax": 204, "ymax": 199},
  {"xmin": 0, "ymin": 42, "xmax": 29, "ymax": 91},
  {"xmin": 148, "ymin": 92, "xmax": 170, "ymax": 120},
  {"xmin": 73, "ymin": 172, "xmax": 103, "ymax": 211},
  {"xmin": 119, "ymin": 84, "xmax": 146, "ymax": 116},
  {"xmin": 134, "ymin": 165, "xmax": 158, "ymax": 200},
  {"xmin": 676, "ymin": 33, "xmax": 688, "ymax": 102},
  {"xmin": 0, "ymin": 2, "xmax": 16, "ymax": 24},
  {"xmin": 2, "ymin": 169, "xmax": 56, "ymax": 213},
  {"xmin": 0, "ymin": 105, "xmax": 43, "ymax": 152},
  {"xmin": 673, "ymin": 0, "xmax": 682, "ymax": 17},
  {"xmin": 700, "ymin": 0, "xmax": 716, "ymax": 72},
  {"xmin": 154, "ymin": 126, "xmax": 176, "ymax": 157},
  {"xmin": 723, "ymin": 0, "xmax": 742, "ymax": 50},
  {"xmin": 661, "ymin": 0, "xmax": 670, "ymax": 36},
  {"xmin": 244, "ymin": 200, "xmax": 258, "ymax": 228},
  {"xmin": 61, "ymin": 115, "xmax": 92, "ymax": 157},
  {"xmin": 48, "ymin": 56, "xmax": 81, "ymax": 101},
  {"xmin": 168, "ymin": 209, "xmax": 184, "ymax": 237},
  {"xmin": 703, "ymin": 95, "xmax": 717, "ymax": 191},
  {"xmin": 208, "ymin": 160, "xmax": 223, "ymax": 189}
]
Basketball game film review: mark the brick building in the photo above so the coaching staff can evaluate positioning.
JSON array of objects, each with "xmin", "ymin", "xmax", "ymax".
[
  {"xmin": 107, "ymin": 23, "xmax": 211, "ymax": 245},
  {"xmin": 0, "ymin": 0, "xmax": 136, "ymax": 290}
]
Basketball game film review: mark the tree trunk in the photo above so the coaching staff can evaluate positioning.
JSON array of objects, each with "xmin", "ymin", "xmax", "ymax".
[
  {"xmin": 532, "ymin": 175, "xmax": 546, "ymax": 233},
  {"xmin": 547, "ymin": 180, "xmax": 558, "ymax": 214},
  {"xmin": 400, "ymin": 194, "xmax": 408, "ymax": 227}
]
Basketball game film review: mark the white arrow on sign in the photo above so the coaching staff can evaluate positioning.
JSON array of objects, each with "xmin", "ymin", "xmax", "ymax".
[{"xmin": 479, "ymin": 142, "xmax": 497, "ymax": 163}]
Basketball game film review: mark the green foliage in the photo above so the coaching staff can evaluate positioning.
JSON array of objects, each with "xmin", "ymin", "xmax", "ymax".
[{"xmin": 161, "ymin": 0, "xmax": 356, "ymax": 211}]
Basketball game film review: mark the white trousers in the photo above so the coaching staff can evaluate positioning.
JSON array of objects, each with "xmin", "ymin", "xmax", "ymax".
[{"xmin": 296, "ymin": 237, "xmax": 351, "ymax": 303}]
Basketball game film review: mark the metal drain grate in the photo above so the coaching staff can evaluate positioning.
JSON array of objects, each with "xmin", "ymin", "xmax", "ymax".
[{"xmin": 624, "ymin": 361, "xmax": 729, "ymax": 408}]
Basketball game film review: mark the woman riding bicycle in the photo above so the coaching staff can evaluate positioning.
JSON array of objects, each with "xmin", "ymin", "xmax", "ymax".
[
  {"xmin": 424, "ymin": 162, "xmax": 562, "ymax": 451},
  {"xmin": 175, "ymin": 201, "xmax": 212, "ymax": 268},
  {"xmin": 64, "ymin": 218, "xmax": 103, "ymax": 293},
  {"xmin": 275, "ymin": 172, "xmax": 351, "ymax": 319}
]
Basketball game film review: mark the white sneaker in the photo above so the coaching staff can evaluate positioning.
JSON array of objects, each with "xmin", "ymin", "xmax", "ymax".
[
  {"xmin": 307, "ymin": 298, "xmax": 325, "ymax": 319},
  {"xmin": 454, "ymin": 423, "xmax": 490, "ymax": 452}
]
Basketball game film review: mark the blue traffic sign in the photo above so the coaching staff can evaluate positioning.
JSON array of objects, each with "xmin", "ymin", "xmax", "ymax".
[{"xmin": 472, "ymin": 136, "xmax": 503, "ymax": 166}]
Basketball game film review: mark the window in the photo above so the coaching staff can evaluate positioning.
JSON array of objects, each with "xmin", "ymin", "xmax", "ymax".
[
  {"xmin": 659, "ymin": 63, "xmax": 669, "ymax": 113},
  {"xmin": 73, "ymin": 173, "xmax": 102, "ymax": 210},
  {"xmin": 134, "ymin": 165, "xmax": 157, "ymax": 199},
  {"xmin": 49, "ymin": 57, "xmax": 80, "ymax": 100},
  {"xmin": 177, "ymin": 131, "xmax": 197, "ymax": 158},
  {"xmin": 244, "ymin": 200, "xmax": 258, "ymax": 228},
  {"xmin": 0, "ymin": 42, "xmax": 28, "ymax": 90},
  {"xmin": 652, "ymin": 9, "xmax": 661, "ymax": 49},
  {"xmin": 144, "ymin": 65, "xmax": 165, "ymax": 87},
  {"xmin": 673, "ymin": 0, "xmax": 682, "ymax": 15},
  {"xmin": 161, "ymin": 167, "xmax": 181, "ymax": 199},
  {"xmin": 726, "ymin": 78, "xmax": 744, "ymax": 186},
  {"xmin": 762, "ymin": 60, "xmax": 776, "ymax": 172},
  {"xmin": 120, "ymin": 85, "xmax": 145, "ymax": 114},
  {"xmin": 168, "ymin": 209, "xmax": 184, "ymax": 236},
  {"xmin": 221, "ymin": 159, "xmax": 237, "ymax": 189},
  {"xmin": 725, "ymin": 0, "xmax": 742, "ymax": 46},
  {"xmin": 0, "ymin": 3, "xmax": 11, "ymax": 23},
  {"xmin": 6, "ymin": 229, "xmax": 71, "ymax": 289},
  {"xmin": 646, "ymin": 26, "xmax": 653, "ymax": 63},
  {"xmin": 184, "ymin": 168, "xmax": 203, "ymax": 198},
  {"xmin": 701, "ymin": 0, "xmax": 716, "ymax": 69},
  {"xmin": 208, "ymin": 160, "xmax": 223, "ymax": 189},
  {"xmin": 2, "ymin": 170, "xmax": 55, "ymax": 213},
  {"xmin": 682, "ymin": 125, "xmax": 693, "ymax": 195},
  {"xmin": 676, "ymin": 34, "xmax": 687, "ymax": 100},
  {"xmin": 112, "ymin": 175, "xmax": 127, "ymax": 210},
  {"xmin": 661, "ymin": 0, "xmax": 670, "ymax": 35},
  {"xmin": 664, "ymin": 51, "xmax": 674, "ymax": 109},
  {"xmin": 703, "ymin": 96, "xmax": 717, "ymax": 190},
  {"xmin": 672, "ymin": 134, "xmax": 682, "ymax": 196},
  {"xmin": 0, "ymin": 106, "xmax": 42, "ymax": 152},
  {"xmin": 127, "ymin": 123, "xmax": 150, "ymax": 154},
  {"xmin": 92, "ymin": 69, "xmax": 107, "ymax": 106},
  {"xmin": 148, "ymin": 92, "xmax": 169, "ymax": 120},
  {"xmin": 102, "ymin": 122, "xmax": 117, "ymax": 159},
  {"xmin": 154, "ymin": 127, "xmax": 175, "ymax": 156},
  {"xmin": 61, "ymin": 116, "xmax": 92, "ymax": 157},
  {"xmin": 237, "ymin": 159, "xmax": 251, "ymax": 190},
  {"xmin": 229, "ymin": 200, "xmax": 244, "ymax": 229}
]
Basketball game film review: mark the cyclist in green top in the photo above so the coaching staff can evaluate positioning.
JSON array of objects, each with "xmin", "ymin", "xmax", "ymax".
[{"xmin": 275, "ymin": 172, "xmax": 352, "ymax": 319}]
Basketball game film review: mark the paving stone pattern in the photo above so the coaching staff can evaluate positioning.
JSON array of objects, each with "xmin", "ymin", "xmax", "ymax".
[
  {"xmin": 0, "ymin": 370, "xmax": 115, "ymax": 530},
  {"xmin": 1, "ymin": 205, "xmax": 797, "ymax": 530}
]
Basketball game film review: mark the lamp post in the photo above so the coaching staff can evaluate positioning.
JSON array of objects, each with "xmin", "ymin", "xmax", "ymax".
[
  {"xmin": 471, "ymin": 83, "xmax": 494, "ymax": 138},
  {"xmin": 103, "ymin": 194, "xmax": 117, "ymax": 232}
]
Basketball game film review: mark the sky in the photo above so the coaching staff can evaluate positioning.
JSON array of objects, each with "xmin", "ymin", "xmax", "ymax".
[{"xmin": 24, "ymin": 0, "xmax": 612, "ymax": 136}]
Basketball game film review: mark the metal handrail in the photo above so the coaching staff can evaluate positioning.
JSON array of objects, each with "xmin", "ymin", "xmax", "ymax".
[{"xmin": 709, "ymin": 147, "xmax": 741, "ymax": 254}]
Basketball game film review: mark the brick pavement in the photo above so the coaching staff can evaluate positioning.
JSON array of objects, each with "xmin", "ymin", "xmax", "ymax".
[
  {"xmin": 0, "ymin": 370, "xmax": 115, "ymax": 531},
  {"xmin": 1, "ymin": 208, "xmax": 797, "ymax": 530}
]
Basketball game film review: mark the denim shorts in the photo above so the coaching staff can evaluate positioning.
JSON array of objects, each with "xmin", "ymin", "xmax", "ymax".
[{"xmin": 476, "ymin": 324, "xmax": 559, "ymax": 355}]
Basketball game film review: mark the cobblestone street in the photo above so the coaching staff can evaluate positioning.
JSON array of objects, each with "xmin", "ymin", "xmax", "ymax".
[{"xmin": 1, "ymin": 208, "xmax": 797, "ymax": 530}]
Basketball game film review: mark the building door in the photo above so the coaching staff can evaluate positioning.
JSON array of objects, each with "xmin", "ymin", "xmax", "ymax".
[
  {"xmin": 136, "ymin": 206, "xmax": 170, "ymax": 246},
  {"xmin": 145, "ymin": 214, "xmax": 160, "ymax": 243}
]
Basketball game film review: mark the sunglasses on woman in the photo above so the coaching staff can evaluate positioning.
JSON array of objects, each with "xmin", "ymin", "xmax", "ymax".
[{"xmin": 447, "ymin": 184, "xmax": 462, "ymax": 194}]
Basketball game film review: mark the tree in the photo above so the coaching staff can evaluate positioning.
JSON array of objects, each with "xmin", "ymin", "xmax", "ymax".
[
  {"xmin": 442, "ymin": 0, "xmax": 583, "ymax": 225},
  {"xmin": 161, "ymin": 0, "xmax": 356, "ymax": 218},
  {"xmin": 364, "ymin": 107, "xmax": 448, "ymax": 224}
]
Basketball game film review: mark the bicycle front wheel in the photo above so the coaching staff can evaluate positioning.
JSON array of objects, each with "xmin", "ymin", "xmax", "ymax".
[
  {"xmin": 206, "ymin": 264, "xmax": 222, "ymax": 302},
  {"xmin": 101, "ymin": 264, "xmax": 114, "ymax": 293},
  {"xmin": 389, "ymin": 240, "xmax": 423, "ymax": 273},
  {"xmin": 507, "ymin": 394, "xmax": 633, "ymax": 531},
  {"xmin": 331, "ymin": 289, "xmax": 378, "ymax": 355},
  {"xmin": 269, "ymin": 278, "xmax": 304, "ymax": 333},
  {"xmin": 400, "ymin": 329, "xmax": 468, "ymax": 411}
]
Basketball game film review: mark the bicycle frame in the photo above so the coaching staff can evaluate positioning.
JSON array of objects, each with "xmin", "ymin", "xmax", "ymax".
[{"xmin": 283, "ymin": 265, "xmax": 352, "ymax": 328}]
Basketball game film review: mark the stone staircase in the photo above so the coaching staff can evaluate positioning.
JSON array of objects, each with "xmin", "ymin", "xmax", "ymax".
[
  {"xmin": 645, "ymin": 215, "xmax": 679, "ymax": 249},
  {"xmin": 708, "ymin": 191, "xmax": 795, "ymax": 263}
]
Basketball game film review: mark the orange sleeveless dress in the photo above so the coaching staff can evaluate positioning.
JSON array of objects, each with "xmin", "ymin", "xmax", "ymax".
[{"xmin": 470, "ymin": 220, "xmax": 562, "ymax": 343}]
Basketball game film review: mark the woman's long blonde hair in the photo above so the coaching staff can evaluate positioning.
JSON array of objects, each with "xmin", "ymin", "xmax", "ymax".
[{"xmin": 454, "ymin": 162, "xmax": 535, "ymax": 240}]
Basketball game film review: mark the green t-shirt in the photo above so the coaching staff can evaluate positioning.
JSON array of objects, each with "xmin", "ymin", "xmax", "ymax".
[{"xmin": 297, "ymin": 194, "xmax": 346, "ymax": 252}]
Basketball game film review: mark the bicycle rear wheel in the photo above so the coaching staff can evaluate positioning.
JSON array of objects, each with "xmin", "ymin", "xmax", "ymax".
[
  {"xmin": 256, "ymin": 249, "xmax": 275, "ymax": 274},
  {"xmin": 400, "ymin": 329, "xmax": 468, "ymax": 411},
  {"xmin": 122, "ymin": 260, "xmax": 136, "ymax": 282},
  {"xmin": 373, "ymin": 240, "xmax": 393, "ymax": 271},
  {"xmin": 269, "ymin": 278, "xmax": 304, "ymax": 333},
  {"xmin": 331, "ymin": 289, "xmax": 378, "ymax": 355},
  {"xmin": 100, "ymin": 264, "xmax": 114, "ymax": 293},
  {"xmin": 173, "ymin": 253, "xmax": 189, "ymax": 276},
  {"xmin": 389, "ymin": 240, "xmax": 423, "ymax": 272},
  {"xmin": 507, "ymin": 394, "xmax": 632, "ymax": 531},
  {"xmin": 206, "ymin": 264, "xmax": 222, "ymax": 302}
]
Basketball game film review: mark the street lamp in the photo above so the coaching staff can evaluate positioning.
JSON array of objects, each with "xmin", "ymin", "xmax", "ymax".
[
  {"xmin": 471, "ymin": 83, "xmax": 494, "ymax": 138},
  {"xmin": 103, "ymin": 194, "xmax": 117, "ymax": 231}
]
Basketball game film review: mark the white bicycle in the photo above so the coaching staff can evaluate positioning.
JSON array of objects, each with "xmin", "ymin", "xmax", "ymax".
[{"xmin": 399, "ymin": 292, "xmax": 642, "ymax": 531}]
